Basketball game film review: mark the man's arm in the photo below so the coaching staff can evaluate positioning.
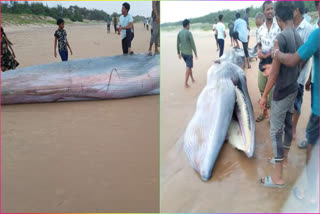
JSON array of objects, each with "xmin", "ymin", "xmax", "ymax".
[
  {"xmin": 152, "ymin": 1, "xmax": 159, "ymax": 24},
  {"xmin": 120, "ymin": 22, "xmax": 133, "ymax": 30},
  {"xmin": 177, "ymin": 34, "xmax": 181, "ymax": 58},
  {"xmin": 260, "ymin": 58, "xmax": 281, "ymax": 109}
]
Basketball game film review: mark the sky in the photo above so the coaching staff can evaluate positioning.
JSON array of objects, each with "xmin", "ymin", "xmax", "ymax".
[
  {"xmin": 161, "ymin": 1, "xmax": 264, "ymax": 24},
  {"xmin": 35, "ymin": 1, "xmax": 152, "ymax": 17}
]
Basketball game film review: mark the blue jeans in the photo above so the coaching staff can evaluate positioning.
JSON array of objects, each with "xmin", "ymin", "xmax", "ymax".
[{"xmin": 59, "ymin": 50, "xmax": 68, "ymax": 61}]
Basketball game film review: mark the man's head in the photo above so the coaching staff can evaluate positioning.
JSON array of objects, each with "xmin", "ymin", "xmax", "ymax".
[
  {"xmin": 122, "ymin": 2, "xmax": 130, "ymax": 15},
  {"xmin": 255, "ymin": 12, "xmax": 265, "ymax": 28},
  {"xmin": 246, "ymin": 8, "xmax": 250, "ymax": 14},
  {"xmin": 262, "ymin": 1, "xmax": 274, "ymax": 21},
  {"xmin": 275, "ymin": 1, "xmax": 294, "ymax": 30},
  {"xmin": 235, "ymin": 12, "xmax": 241, "ymax": 19},
  {"xmin": 219, "ymin": 14, "xmax": 223, "ymax": 22},
  {"xmin": 183, "ymin": 19, "xmax": 190, "ymax": 30},
  {"xmin": 293, "ymin": 1, "xmax": 305, "ymax": 20},
  {"xmin": 56, "ymin": 18, "xmax": 64, "ymax": 29}
]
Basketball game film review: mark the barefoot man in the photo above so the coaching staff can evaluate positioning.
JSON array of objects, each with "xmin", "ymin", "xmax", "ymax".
[{"xmin": 177, "ymin": 19, "xmax": 198, "ymax": 88}]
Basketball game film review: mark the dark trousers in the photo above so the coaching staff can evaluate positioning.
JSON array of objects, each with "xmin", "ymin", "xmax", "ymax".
[
  {"xmin": 59, "ymin": 50, "xmax": 68, "ymax": 61},
  {"xmin": 107, "ymin": 24, "xmax": 111, "ymax": 33},
  {"xmin": 114, "ymin": 24, "xmax": 117, "ymax": 33},
  {"xmin": 217, "ymin": 39, "xmax": 224, "ymax": 57},
  {"xmin": 242, "ymin": 41, "xmax": 249, "ymax": 57},
  {"xmin": 121, "ymin": 29, "xmax": 134, "ymax": 54}
]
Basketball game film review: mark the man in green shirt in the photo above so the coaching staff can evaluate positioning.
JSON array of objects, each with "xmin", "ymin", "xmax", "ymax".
[{"xmin": 177, "ymin": 19, "xmax": 198, "ymax": 88}]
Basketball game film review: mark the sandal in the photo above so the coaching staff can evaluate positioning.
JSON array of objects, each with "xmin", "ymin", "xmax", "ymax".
[
  {"xmin": 260, "ymin": 176, "xmax": 285, "ymax": 188},
  {"xmin": 298, "ymin": 140, "xmax": 308, "ymax": 149},
  {"xmin": 256, "ymin": 114, "xmax": 265, "ymax": 122}
]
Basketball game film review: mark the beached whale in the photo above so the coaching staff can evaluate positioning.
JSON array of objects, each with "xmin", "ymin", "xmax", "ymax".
[
  {"xmin": 1, "ymin": 54, "xmax": 159, "ymax": 104},
  {"xmin": 184, "ymin": 47, "xmax": 256, "ymax": 181}
]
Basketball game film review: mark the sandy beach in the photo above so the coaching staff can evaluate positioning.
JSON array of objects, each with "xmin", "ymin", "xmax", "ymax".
[
  {"xmin": 1, "ymin": 23, "xmax": 159, "ymax": 213},
  {"xmin": 160, "ymin": 29, "xmax": 311, "ymax": 213}
]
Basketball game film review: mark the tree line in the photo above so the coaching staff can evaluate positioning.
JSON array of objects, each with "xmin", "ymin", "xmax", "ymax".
[
  {"xmin": 1, "ymin": 1, "xmax": 145, "ymax": 23},
  {"xmin": 161, "ymin": 1, "xmax": 317, "ymax": 27}
]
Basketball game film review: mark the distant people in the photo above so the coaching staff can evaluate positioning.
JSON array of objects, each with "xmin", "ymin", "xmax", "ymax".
[
  {"xmin": 291, "ymin": 1, "xmax": 314, "ymax": 142},
  {"xmin": 259, "ymin": 1, "xmax": 303, "ymax": 188},
  {"xmin": 228, "ymin": 19, "xmax": 235, "ymax": 46},
  {"xmin": 118, "ymin": 2, "xmax": 134, "ymax": 54},
  {"xmin": 106, "ymin": 15, "xmax": 112, "ymax": 33},
  {"xmin": 1, "ymin": 27, "xmax": 19, "ymax": 72},
  {"xmin": 255, "ymin": 1, "xmax": 280, "ymax": 122},
  {"xmin": 144, "ymin": 18, "xmax": 147, "ymax": 28},
  {"xmin": 233, "ymin": 12, "xmax": 251, "ymax": 68},
  {"xmin": 303, "ymin": 8, "xmax": 312, "ymax": 23},
  {"xmin": 113, "ymin": 15, "xmax": 118, "ymax": 34},
  {"xmin": 177, "ymin": 19, "xmax": 198, "ymax": 88},
  {"xmin": 148, "ymin": 1, "xmax": 160, "ymax": 56},
  {"xmin": 216, "ymin": 14, "xmax": 226, "ymax": 57},
  {"xmin": 244, "ymin": 8, "xmax": 251, "ymax": 46},
  {"xmin": 54, "ymin": 18, "xmax": 73, "ymax": 61},
  {"xmin": 212, "ymin": 19, "xmax": 219, "ymax": 51}
]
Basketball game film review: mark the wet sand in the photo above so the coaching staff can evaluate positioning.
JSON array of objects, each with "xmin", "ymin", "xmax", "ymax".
[
  {"xmin": 160, "ymin": 30, "xmax": 311, "ymax": 213},
  {"xmin": 1, "ymin": 23, "xmax": 159, "ymax": 212}
]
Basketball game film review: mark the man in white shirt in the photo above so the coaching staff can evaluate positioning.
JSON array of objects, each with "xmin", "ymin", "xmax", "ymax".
[
  {"xmin": 292, "ymin": 1, "xmax": 314, "ymax": 142},
  {"xmin": 118, "ymin": 2, "xmax": 134, "ymax": 54},
  {"xmin": 212, "ymin": 19, "xmax": 219, "ymax": 51},
  {"xmin": 216, "ymin": 14, "xmax": 226, "ymax": 57}
]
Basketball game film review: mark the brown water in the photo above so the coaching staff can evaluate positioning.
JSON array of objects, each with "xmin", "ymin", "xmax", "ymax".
[{"xmin": 160, "ymin": 30, "xmax": 310, "ymax": 213}]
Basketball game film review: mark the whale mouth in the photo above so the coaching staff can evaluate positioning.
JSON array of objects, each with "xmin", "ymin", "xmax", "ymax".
[{"xmin": 227, "ymin": 86, "xmax": 253, "ymax": 157}]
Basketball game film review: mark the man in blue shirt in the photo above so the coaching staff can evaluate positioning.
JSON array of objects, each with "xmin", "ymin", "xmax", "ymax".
[
  {"xmin": 273, "ymin": 23, "xmax": 319, "ymax": 204},
  {"xmin": 233, "ymin": 12, "xmax": 251, "ymax": 68},
  {"xmin": 118, "ymin": 2, "xmax": 134, "ymax": 54}
]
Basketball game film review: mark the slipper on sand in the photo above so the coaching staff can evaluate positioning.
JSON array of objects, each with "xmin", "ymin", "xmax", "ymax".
[
  {"xmin": 256, "ymin": 114, "xmax": 265, "ymax": 122},
  {"xmin": 260, "ymin": 176, "xmax": 285, "ymax": 188}
]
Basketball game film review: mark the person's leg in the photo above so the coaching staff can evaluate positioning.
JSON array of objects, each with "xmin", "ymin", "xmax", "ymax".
[
  {"xmin": 215, "ymin": 35, "xmax": 219, "ymax": 51},
  {"xmin": 218, "ymin": 39, "xmax": 223, "ymax": 57},
  {"xmin": 153, "ymin": 22, "xmax": 160, "ymax": 54},
  {"xmin": 293, "ymin": 84, "xmax": 304, "ymax": 140},
  {"xmin": 126, "ymin": 29, "xmax": 134, "ymax": 54},
  {"xmin": 263, "ymin": 98, "xmax": 291, "ymax": 185},
  {"xmin": 59, "ymin": 50, "xmax": 68, "ymax": 61},
  {"xmin": 185, "ymin": 67, "xmax": 190, "ymax": 88},
  {"xmin": 242, "ymin": 42, "xmax": 251, "ymax": 68},
  {"xmin": 257, "ymin": 70, "xmax": 269, "ymax": 122},
  {"xmin": 122, "ymin": 38, "xmax": 128, "ymax": 54}
]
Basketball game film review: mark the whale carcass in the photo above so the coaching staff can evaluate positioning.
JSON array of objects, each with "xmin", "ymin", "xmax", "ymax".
[
  {"xmin": 1, "ymin": 54, "xmax": 159, "ymax": 105},
  {"xmin": 184, "ymin": 47, "xmax": 257, "ymax": 181}
]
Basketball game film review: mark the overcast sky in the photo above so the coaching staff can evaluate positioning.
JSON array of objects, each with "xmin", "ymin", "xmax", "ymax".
[
  {"xmin": 35, "ymin": 1, "xmax": 152, "ymax": 17},
  {"xmin": 161, "ymin": 1, "xmax": 264, "ymax": 24}
]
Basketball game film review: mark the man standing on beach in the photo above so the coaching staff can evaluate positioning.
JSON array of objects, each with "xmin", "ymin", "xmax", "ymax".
[
  {"xmin": 216, "ymin": 14, "xmax": 226, "ymax": 57},
  {"xmin": 54, "ymin": 18, "xmax": 73, "ymax": 61},
  {"xmin": 244, "ymin": 8, "xmax": 251, "ymax": 46},
  {"xmin": 106, "ymin": 15, "xmax": 112, "ymax": 33},
  {"xmin": 177, "ymin": 19, "xmax": 198, "ymax": 88},
  {"xmin": 148, "ymin": 1, "xmax": 160, "ymax": 56},
  {"xmin": 233, "ymin": 12, "xmax": 251, "ymax": 68},
  {"xmin": 212, "ymin": 19, "xmax": 219, "ymax": 51},
  {"xmin": 259, "ymin": 1, "xmax": 303, "ymax": 188},
  {"xmin": 255, "ymin": 1, "xmax": 280, "ymax": 123},
  {"xmin": 118, "ymin": 2, "xmax": 134, "ymax": 54},
  {"xmin": 228, "ymin": 19, "xmax": 235, "ymax": 47},
  {"xmin": 291, "ymin": 1, "xmax": 313, "ymax": 143}
]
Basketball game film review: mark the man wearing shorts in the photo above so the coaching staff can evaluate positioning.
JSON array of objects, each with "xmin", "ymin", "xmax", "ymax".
[
  {"xmin": 233, "ymin": 12, "xmax": 251, "ymax": 68},
  {"xmin": 216, "ymin": 14, "xmax": 226, "ymax": 57},
  {"xmin": 177, "ymin": 19, "xmax": 198, "ymax": 88},
  {"xmin": 228, "ymin": 19, "xmax": 235, "ymax": 46}
]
